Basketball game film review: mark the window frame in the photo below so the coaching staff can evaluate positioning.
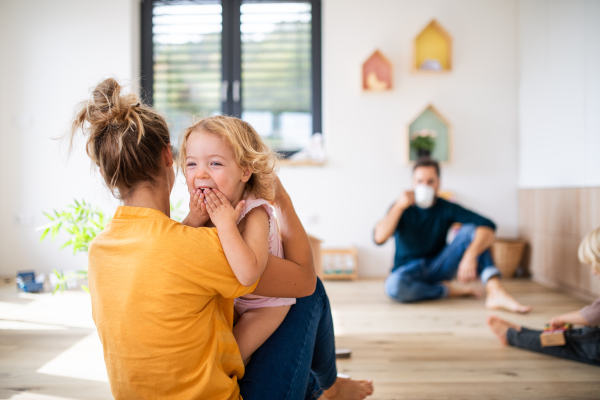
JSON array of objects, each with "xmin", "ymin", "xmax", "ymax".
[{"xmin": 140, "ymin": 0, "xmax": 322, "ymax": 153}]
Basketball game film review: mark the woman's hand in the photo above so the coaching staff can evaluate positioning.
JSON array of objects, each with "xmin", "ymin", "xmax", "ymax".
[
  {"xmin": 204, "ymin": 189, "xmax": 245, "ymax": 229},
  {"xmin": 182, "ymin": 189, "xmax": 209, "ymax": 227},
  {"xmin": 269, "ymin": 175, "xmax": 289, "ymax": 207}
]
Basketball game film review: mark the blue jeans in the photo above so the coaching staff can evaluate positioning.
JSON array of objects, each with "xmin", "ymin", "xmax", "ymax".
[
  {"xmin": 508, "ymin": 326, "xmax": 600, "ymax": 367},
  {"xmin": 240, "ymin": 278, "xmax": 337, "ymax": 400},
  {"xmin": 385, "ymin": 224, "xmax": 501, "ymax": 303}
]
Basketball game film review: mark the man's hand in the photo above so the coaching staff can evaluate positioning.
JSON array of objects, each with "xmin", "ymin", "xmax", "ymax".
[
  {"xmin": 374, "ymin": 190, "xmax": 413, "ymax": 245},
  {"xmin": 182, "ymin": 189, "xmax": 210, "ymax": 227},
  {"xmin": 397, "ymin": 191, "xmax": 415, "ymax": 210},
  {"xmin": 204, "ymin": 188, "xmax": 245, "ymax": 229},
  {"xmin": 457, "ymin": 252, "xmax": 478, "ymax": 283}
]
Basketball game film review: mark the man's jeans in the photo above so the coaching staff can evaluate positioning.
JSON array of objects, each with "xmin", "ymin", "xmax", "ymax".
[{"xmin": 385, "ymin": 224, "xmax": 501, "ymax": 303}]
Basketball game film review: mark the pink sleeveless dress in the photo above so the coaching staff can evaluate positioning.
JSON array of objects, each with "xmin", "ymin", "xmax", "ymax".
[{"xmin": 233, "ymin": 196, "xmax": 296, "ymax": 316}]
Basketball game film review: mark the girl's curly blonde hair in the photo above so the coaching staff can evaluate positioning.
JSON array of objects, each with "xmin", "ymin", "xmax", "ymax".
[
  {"xmin": 179, "ymin": 115, "xmax": 278, "ymax": 201},
  {"xmin": 579, "ymin": 227, "xmax": 600, "ymax": 275}
]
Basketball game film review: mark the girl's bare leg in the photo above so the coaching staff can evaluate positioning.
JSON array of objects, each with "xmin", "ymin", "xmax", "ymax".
[{"xmin": 233, "ymin": 305, "xmax": 291, "ymax": 364}]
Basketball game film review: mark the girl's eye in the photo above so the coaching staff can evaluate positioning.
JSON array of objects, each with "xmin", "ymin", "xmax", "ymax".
[
  {"xmin": 186, "ymin": 162, "xmax": 196, "ymax": 168},
  {"xmin": 210, "ymin": 162, "xmax": 222, "ymax": 166}
]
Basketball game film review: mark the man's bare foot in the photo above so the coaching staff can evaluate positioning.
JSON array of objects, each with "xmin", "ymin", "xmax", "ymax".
[
  {"xmin": 487, "ymin": 315, "xmax": 521, "ymax": 345},
  {"xmin": 443, "ymin": 281, "xmax": 483, "ymax": 299},
  {"xmin": 321, "ymin": 377, "xmax": 374, "ymax": 400},
  {"xmin": 485, "ymin": 278, "xmax": 532, "ymax": 313}
]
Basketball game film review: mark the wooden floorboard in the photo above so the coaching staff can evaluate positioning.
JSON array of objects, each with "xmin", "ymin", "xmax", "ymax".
[
  {"xmin": 0, "ymin": 279, "xmax": 598, "ymax": 399},
  {"xmin": 325, "ymin": 278, "xmax": 600, "ymax": 400}
]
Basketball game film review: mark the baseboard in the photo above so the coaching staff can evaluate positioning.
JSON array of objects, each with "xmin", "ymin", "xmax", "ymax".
[{"xmin": 532, "ymin": 276, "xmax": 597, "ymax": 303}]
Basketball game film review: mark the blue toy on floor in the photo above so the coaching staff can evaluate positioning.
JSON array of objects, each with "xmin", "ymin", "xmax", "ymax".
[{"xmin": 16, "ymin": 270, "xmax": 44, "ymax": 293}]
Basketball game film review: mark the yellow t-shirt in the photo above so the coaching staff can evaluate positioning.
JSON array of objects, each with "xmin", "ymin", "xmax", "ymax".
[{"xmin": 88, "ymin": 206, "xmax": 257, "ymax": 400}]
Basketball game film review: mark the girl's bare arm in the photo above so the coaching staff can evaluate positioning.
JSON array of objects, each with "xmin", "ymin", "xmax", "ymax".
[{"xmin": 204, "ymin": 190, "xmax": 269, "ymax": 287}]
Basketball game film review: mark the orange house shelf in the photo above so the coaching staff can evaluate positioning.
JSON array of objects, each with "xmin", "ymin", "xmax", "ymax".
[
  {"xmin": 362, "ymin": 50, "xmax": 393, "ymax": 91},
  {"xmin": 413, "ymin": 19, "xmax": 452, "ymax": 73}
]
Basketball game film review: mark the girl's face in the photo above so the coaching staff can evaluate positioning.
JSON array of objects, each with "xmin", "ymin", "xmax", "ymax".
[{"xmin": 184, "ymin": 130, "xmax": 250, "ymax": 205}]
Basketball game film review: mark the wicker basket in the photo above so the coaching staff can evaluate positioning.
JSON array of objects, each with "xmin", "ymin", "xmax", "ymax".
[{"xmin": 491, "ymin": 239, "xmax": 527, "ymax": 278}]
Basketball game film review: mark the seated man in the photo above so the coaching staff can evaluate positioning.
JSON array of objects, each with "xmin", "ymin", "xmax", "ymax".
[{"xmin": 374, "ymin": 158, "xmax": 531, "ymax": 313}]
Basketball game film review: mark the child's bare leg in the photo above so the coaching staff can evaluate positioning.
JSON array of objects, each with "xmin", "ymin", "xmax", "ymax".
[{"xmin": 233, "ymin": 305, "xmax": 291, "ymax": 364}]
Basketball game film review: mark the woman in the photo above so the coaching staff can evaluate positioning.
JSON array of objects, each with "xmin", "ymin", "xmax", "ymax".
[{"xmin": 71, "ymin": 78, "xmax": 373, "ymax": 400}]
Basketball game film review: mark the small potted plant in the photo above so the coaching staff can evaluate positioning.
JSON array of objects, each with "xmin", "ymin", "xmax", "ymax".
[
  {"xmin": 38, "ymin": 199, "xmax": 187, "ymax": 294},
  {"xmin": 37, "ymin": 199, "xmax": 109, "ymax": 293},
  {"xmin": 410, "ymin": 129, "xmax": 437, "ymax": 159}
]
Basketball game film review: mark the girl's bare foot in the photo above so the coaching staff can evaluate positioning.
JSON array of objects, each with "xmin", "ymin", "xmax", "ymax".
[
  {"xmin": 321, "ymin": 377, "xmax": 374, "ymax": 400},
  {"xmin": 443, "ymin": 281, "xmax": 483, "ymax": 299},
  {"xmin": 485, "ymin": 278, "xmax": 532, "ymax": 313},
  {"xmin": 487, "ymin": 315, "xmax": 521, "ymax": 345}
]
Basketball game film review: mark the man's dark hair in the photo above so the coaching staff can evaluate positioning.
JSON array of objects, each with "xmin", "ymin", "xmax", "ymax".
[{"xmin": 413, "ymin": 158, "xmax": 440, "ymax": 177}]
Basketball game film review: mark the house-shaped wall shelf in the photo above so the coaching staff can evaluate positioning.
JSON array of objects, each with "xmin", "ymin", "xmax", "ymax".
[
  {"xmin": 362, "ymin": 50, "xmax": 393, "ymax": 91},
  {"xmin": 413, "ymin": 20, "xmax": 452, "ymax": 73},
  {"xmin": 407, "ymin": 104, "xmax": 452, "ymax": 163}
]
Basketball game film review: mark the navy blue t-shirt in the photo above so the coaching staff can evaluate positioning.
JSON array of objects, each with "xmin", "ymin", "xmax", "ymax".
[{"xmin": 389, "ymin": 198, "xmax": 496, "ymax": 270}]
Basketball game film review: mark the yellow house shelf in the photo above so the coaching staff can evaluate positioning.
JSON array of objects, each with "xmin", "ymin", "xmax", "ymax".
[{"xmin": 413, "ymin": 19, "xmax": 452, "ymax": 73}]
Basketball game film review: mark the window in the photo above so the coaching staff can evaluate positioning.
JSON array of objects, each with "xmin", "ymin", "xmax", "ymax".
[{"xmin": 141, "ymin": 0, "xmax": 322, "ymax": 155}]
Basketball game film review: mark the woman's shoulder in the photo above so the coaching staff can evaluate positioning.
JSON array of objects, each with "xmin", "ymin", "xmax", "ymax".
[{"xmin": 169, "ymin": 222, "xmax": 221, "ymax": 247}]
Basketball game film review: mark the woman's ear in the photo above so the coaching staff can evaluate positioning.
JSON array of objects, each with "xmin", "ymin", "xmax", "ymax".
[
  {"xmin": 164, "ymin": 146, "xmax": 174, "ymax": 168},
  {"xmin": 241, "ymin": 167, "xmax": 251, "ymax": 183}
]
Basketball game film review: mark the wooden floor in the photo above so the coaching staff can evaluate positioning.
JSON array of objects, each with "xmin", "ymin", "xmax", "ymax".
[
  {"xmin": 326, "ymin": 279, "xmax": 600, "ymax": 400},
  {"xmin": 0, "ymin": 278, "xmax": 598, "ymax": 399}
]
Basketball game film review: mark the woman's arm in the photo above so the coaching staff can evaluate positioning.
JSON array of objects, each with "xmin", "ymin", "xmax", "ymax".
[
  {"xmin": 251, "ymin": 179, "xmax": 317, "ymax": 298},
  {"xmin": 203, "ymin": 190, "xmax": 269, "ymax": 287}
]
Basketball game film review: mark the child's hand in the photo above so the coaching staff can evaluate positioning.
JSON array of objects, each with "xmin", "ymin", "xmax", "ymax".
[
  {"xmin": 182, "ymin": 189, "xmax": 209, "ymax": 227},
  {"xmin": 204, "ymin": 188, "xmax": 245, "ymax": 228},
  {"xmin": 550, "ymin": 316, "xmax": 565, "ymax": 330}
]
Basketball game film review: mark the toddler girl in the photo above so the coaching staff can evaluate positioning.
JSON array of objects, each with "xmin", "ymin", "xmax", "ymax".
[
  {"xmin": 179, "ymin": 115, "xmax": 295, "ymax": 364},
  {"xmin": 487, "ymin": 227, "xmax": 600, "ymax": 366}
]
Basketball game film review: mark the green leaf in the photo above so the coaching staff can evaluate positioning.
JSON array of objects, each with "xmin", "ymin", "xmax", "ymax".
[
  {"xmin": 42, "ymin": 212, "xmax": 55, "ymax": 221},
  {"xmin": 39, "ymin": 228, "xmax": 50, "ymax": 242},
  {"xmin": 81, "ymin": 285, "xmax": 90, "ymax": 293}
]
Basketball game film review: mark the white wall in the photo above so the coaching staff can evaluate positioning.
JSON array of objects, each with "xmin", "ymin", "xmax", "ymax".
[
  {"xmin": 280, "ymin": 0, "xmax": 520, "ymax": 276},
  {"xmin": 518, "ymin": 0, "xmax": 600, "ymax": 188},
  {"xmin": 0, "ymin": 0, "xmax": 139, "ymax": 276},
  {"xmin": 0, "ymin": 0, "xmax": 520, "ymax": 278}
]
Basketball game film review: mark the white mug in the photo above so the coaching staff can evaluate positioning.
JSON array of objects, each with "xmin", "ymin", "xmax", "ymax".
[{"xmin": 414, "ymin": 184, "xmax": 435, "ymax": 209}]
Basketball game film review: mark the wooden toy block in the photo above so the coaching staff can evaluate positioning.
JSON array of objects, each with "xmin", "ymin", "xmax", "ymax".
[
  {"xmin": 335, "ymin": 348, "xmax": 352, "ymax": 359},
  {"xmin": 540, "ymin": 324, "xmax": 571, "ymax": 347}
]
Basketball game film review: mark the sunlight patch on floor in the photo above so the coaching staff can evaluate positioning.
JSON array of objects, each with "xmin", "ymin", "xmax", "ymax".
[
  {"xmin": 0, "ymin": 320, "xmax": 67, "ymax": 330},
  {"xmin": 36, "ymin": 332, "xmax": 108, "ymax": 383}
]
